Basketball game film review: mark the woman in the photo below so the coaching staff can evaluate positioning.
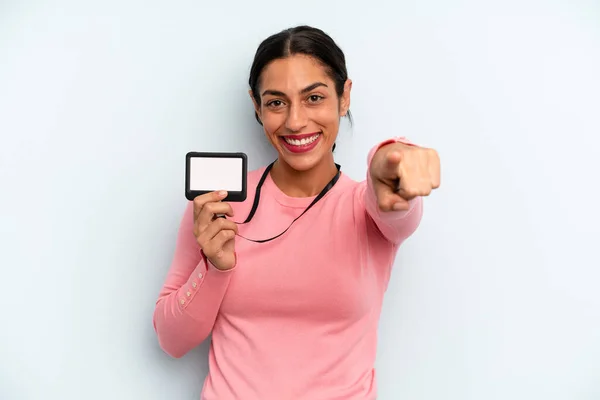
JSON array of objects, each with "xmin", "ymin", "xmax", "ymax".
[{"xmin": 153, "ymin": 25, "xmax": 440, "ymax": 399}]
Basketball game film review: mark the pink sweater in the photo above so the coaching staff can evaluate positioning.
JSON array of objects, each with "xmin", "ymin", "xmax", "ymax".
[{"xmin": 153, "ymin": 137, "xmax": 423, "ymax": 399}]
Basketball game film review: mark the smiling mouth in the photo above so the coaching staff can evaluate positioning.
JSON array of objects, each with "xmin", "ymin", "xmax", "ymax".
[{"xmin": 282, "ymin": 133, "xmax": 321, "ymax": 146}]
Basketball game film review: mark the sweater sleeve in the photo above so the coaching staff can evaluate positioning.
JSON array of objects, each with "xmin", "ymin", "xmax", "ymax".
[
  {"xmin": 153, "ymin": 201, "xmax": 235, "ymax": 358},
  {"xmin": 361, "ymin": 136, "xmax": 424, "ymax": 245}
]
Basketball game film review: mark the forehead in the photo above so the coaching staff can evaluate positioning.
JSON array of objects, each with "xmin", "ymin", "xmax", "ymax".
[{"xmin": 259, "ymin": 54, "xmax": 333, "ymax": 92}]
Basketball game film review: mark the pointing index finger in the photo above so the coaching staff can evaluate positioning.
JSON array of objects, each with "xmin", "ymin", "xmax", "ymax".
[{"xmin": 383, "ymin": 151, "xmax": 402, "ymax": 178}]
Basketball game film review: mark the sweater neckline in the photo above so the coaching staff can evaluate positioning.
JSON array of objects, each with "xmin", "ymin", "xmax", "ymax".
[{"xmin": 260, "ymin": 167, "xmax": 344, "ymax": 209}]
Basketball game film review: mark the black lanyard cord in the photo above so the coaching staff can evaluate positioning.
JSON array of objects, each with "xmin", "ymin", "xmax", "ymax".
[
  {"xmin": 228, "ymin": 161, "xmax": 341, "ymax": 244},
  {"xmin": 241, "ymin": 161, "xmax": 274, "ymax": 224}
]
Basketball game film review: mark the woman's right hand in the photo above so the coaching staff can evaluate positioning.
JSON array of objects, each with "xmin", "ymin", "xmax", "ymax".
[{"xmin": 193, "ymin": 191, "xmax": 238, "ymax": 271}]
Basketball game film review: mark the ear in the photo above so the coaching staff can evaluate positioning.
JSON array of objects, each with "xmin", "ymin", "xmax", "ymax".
[
  {"xmin": 249, "ymin": 89, "xmax": 261, "ymax": 119},
  {"xmin": 340, "ymin": 79, "xmax": 352, "ymax": 116}
]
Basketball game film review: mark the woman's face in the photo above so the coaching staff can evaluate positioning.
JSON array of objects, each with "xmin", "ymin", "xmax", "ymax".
[{"xmin": 252, "ymin": 54, "xmax": 351, "ymax": 172}]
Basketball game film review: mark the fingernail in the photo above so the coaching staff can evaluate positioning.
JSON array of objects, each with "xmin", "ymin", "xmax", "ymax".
[{"xmin": 218, "ymin": 190, "xmax": 227, "ymax": 197}]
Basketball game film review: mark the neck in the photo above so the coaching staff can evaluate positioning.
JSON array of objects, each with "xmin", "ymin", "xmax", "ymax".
[{"xmin": 270, "ymin": 155, "xmax": 338, "ymax": 198}]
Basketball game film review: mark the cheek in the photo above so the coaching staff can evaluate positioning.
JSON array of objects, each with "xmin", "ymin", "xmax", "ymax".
[
  {"xmin": 312, "ymin": 107, "xmax": 340, "ymax": 131},
  {"xmin": 259, "ymin": 110, "xmax": 279, "ymax": 129},
  {"xmin": 263, "ymin": 119, "xmax": 278, "ymax": 132},
  {"xmin": 261, "ymin": 115, "xmax": 283, "ymax": 141}
]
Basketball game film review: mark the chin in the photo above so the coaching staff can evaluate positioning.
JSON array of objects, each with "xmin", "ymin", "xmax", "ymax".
[
  {"xmin": 278, "ymin": 143, "xmax": 331, "ymax": 172},
  {"xmin": 280, "ymin": 153, "xmax": 323, "ymax": 172}
]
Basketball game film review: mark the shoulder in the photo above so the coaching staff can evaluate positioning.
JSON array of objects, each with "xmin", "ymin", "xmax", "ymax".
[
  {"xmin": 247, "ymin": 166, "xmax": 268, "ymax": 187},
  {"xmin": 335, "ymin": 171, "xmax": 366, "ymax": 196},
  {"xmin": 228, "ymin": 165, "xmax": 269, "ymax": 216},
  {"xmin": 319, "ymin": 172, "xmax": 366, "ymax": 214},
  {"xmin": 244, "ymin": 166, "xmax": 269, "ymax": 196}
]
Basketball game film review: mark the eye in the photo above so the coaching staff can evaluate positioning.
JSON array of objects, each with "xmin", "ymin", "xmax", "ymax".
[
  {"xmin": 266, "ymin": 99, "xmax": 284, "ymax": 108},
  {"xmin": 308, "ymin": 94, "xmax": 324, "ymax": 103}
]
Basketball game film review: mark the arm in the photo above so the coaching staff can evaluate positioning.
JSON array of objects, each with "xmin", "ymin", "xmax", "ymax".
[
  {"xmin": 152, "ymin": 201, "xmax": 234, "ymax": 358},
  {"xmin": 362, "ymin": 137, "xmax": 426, "ymax": 244}
]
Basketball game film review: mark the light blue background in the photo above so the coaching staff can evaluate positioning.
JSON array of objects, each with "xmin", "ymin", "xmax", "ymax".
[{"xmin": 1, "ymin": 1, "xmax": 599, "ymax": 399}]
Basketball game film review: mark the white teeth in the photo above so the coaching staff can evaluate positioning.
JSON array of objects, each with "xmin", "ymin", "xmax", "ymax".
[{"xmin": 284, "ymin": 134, "xmax": 319, "ymax": 146}]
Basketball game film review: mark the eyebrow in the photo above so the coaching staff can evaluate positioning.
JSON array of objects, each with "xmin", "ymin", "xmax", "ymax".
[{"xmin": 261, "ymin": 82, "xmax": 328, "ymax": 97}]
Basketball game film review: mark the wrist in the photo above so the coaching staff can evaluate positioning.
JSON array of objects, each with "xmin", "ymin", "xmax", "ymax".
[
  {"xmin": 367, "ymin": 137, "xmax": 416, "ymax": 167},
  {"xmin": 200, "ymin": 249, "xmax": 237, "ymax": 272}
]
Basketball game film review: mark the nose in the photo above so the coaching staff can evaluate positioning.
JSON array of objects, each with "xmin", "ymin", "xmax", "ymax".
[{"xmin": 285, "ymin": 103, "xmax": 308, "ymax": 132}]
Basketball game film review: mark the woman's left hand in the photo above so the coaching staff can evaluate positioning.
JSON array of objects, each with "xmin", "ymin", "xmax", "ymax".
[{"xmin": 370, "ymin": 142, "xmax": 441, "ymax": 212}]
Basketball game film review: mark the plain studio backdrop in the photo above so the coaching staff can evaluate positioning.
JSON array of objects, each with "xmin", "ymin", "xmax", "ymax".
[{"xmin": 1, "ymin": 1, "xmax": 599, "ymax": 399}]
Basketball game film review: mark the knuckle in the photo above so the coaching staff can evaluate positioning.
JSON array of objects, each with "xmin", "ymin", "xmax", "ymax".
[
  {"xmin": 194, "ymin": 196, "xmax": 207, "ymax": 209},
  {"xmin": 204, "ymin": 202, "xmax": 215, "ymax": 213},
  {"xmin": 214, "ymin": 249, "xmax": 225, "ymax": 260}
]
